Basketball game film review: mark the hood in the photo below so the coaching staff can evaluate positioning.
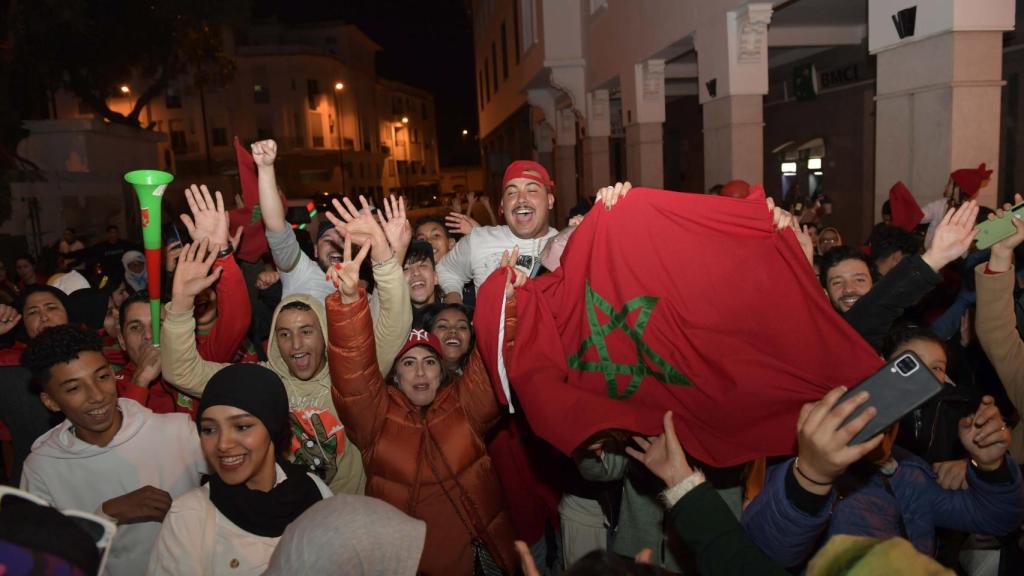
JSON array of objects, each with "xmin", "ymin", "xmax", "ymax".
[
  {"xmin": 30, "ymin": 398, "xmax": 150, "ymax": 459},
  {"xmin": 266, "ymin": 292, "xmax": 332, "ymax": 407}
]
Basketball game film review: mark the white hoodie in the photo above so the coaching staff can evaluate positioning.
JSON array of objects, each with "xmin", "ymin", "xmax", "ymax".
[
  {"xmin": 436, "ymin": 224, "xmax": 558, "ymax": 295},
  {"xmin": 20, "ymin": 398, "xmax": 206, "ymax": 576}
]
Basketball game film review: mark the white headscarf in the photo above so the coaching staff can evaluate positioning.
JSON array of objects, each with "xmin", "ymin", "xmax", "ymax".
[
  {"xmin": 121, "ymin": 251, "xmax": 147, "ymax": 292},
  {"xmin": 263, "ymin": 494, "xmax": 426, "ymax": 576}
]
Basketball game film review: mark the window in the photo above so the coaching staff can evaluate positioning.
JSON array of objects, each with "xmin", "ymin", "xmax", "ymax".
[
  {"xmin": 307, "ymin": 79, "xmax": 320, "ymax": 111},
  {"xmin": 513, "ymin": 0, "xmax": 520, "ymax": 63},
  {"xmin": 501, "ymin": 22, "xmax": 509, "ymax": 79},
  {"xmin": 395, "ymin": 126, "xmax": 405, "ymax": 146},
  {"xmin": 311, "ymin": 112, "xmax": 324, "ymax": 147},
  {"xmin": 166, "ymin": 88, "xmax": 182, "ymax": 109},
  {"xmin": 212, "ymin": 127, "xmax": 227, "ymax": 147},
  {"xmin": 479, "ymin": 69, "xmax": 485, "ymax": 110},
  {"xmin": 491, "ymin": 42, "xmax": 499, "ymax": 90},
  {"xmin": 169, "ymin": 119, "xmax": 188, "ymax": 153},
  {"xmin": 484, "ymin": 60, "xmax": 491, "ymax": 101},
  {"xmin": 393, "ymin": 96, "xmax": 403, "ymax": 115},
  {"xmin": 293, "ymin": 112, "xmax": 306, "ymax": 147},
  {"xmin": 254, "ymin": 84, "xmax": 269, "ymax": 104},
  {"xmin": 521, "ymin": 0, "xmax": 536, "ymax": 54}
]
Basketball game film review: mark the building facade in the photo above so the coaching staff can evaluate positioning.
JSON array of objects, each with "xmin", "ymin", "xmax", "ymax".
[
  {"xmin": 52, "ymin": 21, "xmax": 440, "ymax": 210},
  {"xmin": 473, "ymin": 0, "xmax": 1017, "ymax": 243}
]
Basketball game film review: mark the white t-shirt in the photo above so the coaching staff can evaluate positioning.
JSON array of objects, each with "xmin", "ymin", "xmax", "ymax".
[{"xmin": 436, "ymin": 225, "xmax": 558, "ymax": 295}]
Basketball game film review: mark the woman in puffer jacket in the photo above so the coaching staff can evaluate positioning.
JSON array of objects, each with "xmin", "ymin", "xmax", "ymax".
[{"xmin": 325, "ymin": 240, "xmax": 523, "ymax": 575}]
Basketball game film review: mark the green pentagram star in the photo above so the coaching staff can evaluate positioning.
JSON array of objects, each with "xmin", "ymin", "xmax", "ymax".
[{"xmin": 567, "ymin": 281, "xmax": 692, "ymax": 400}]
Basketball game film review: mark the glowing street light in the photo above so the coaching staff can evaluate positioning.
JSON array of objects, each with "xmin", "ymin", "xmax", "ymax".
[
  {"xmin": 401, "ymin": 117, "xmax": 409, "ymax": 124},
  {"xmin": 334, "ymin": 82, "xmax": 344, "ymax": 91},
  {"xmin": 119, "ymin": 85, "xmax": 131, "ymax": 94},
  {"xmin": 462, "ymin": 129, "xmax": 469, "ymax": 136}
]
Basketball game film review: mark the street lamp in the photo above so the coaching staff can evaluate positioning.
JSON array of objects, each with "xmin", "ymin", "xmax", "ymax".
[
  {"xmin": 401, "ymin": 116, "xmax": 409, "ymax": 124},
  {"xmin": 333, "ymin": 82, "xmax": 346, "ymax": 196},
  {"xmin": 462, "ymin": 129, "xmax": 469, "ymax": 136},
  {"xmin": 119, "ymin": 85, "xmax": 130, "ymax": 94}
]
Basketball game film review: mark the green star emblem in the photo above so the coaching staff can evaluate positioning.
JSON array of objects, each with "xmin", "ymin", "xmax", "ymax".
[{"xmin": 568, "ymin": 282, "xmax": 692, "ymax": 400}]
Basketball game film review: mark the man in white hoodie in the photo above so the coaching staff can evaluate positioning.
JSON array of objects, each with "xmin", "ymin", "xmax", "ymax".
[
  {"xmin": 437, "ymin": 160, "xmax": 560, "ymax": 302},
  {"xmin": 19, "ymin": 325, "xmax": 205, "ymax": 576}
]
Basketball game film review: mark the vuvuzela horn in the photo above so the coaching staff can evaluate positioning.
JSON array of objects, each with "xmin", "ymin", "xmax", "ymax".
[{"xmin": 123, "ymin": 169, "xmax": 173, "ymax": 347}]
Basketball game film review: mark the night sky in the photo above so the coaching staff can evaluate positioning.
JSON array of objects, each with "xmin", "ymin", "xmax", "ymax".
[{"xmin": 255, "ymin": 0, "xmax": 479, "ymax": 167}]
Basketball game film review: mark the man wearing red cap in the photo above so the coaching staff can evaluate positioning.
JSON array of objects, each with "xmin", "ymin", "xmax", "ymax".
[{"xmin": 437, "ymin": 160, "xmax": 561, "ymax": 303}]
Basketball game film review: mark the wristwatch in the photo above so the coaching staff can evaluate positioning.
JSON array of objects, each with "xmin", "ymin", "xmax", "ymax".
[{"xmin": 216, "ymin": 244, "xmax": 234, "ymax": 259}]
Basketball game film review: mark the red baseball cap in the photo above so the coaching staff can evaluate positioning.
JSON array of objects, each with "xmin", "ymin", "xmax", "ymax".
[
  {"xmin": 950, "ymin": 163, "xmax": 993, "ymax": 199},
  {"xmin": 394, "ymin": 329, "xmax": 444, "ymax": 363},
  {"xmin": 502, "ymin": 160, "xmax": 552, "ymax": 190}
]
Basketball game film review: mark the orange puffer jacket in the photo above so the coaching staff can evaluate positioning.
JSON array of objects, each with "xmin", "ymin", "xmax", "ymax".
[{"xmin": 326, "ymin": 291, "xmax": 516, "ymax": 575}]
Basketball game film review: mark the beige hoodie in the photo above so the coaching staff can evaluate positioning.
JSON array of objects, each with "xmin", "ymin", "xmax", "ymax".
[{"xmin": 161, "ymin": 292, "xmax": 368, "ymax": 494}]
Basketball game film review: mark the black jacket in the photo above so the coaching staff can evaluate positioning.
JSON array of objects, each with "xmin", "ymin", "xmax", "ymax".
[{"xmin": 844, "ymin": 255, "xmax": 942, "ymax": 351}]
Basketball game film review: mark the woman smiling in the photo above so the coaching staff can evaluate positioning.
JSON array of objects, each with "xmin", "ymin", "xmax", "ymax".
[{"xmin": 147, "ymin": 364, "xmax": 331, "ymax": 575}]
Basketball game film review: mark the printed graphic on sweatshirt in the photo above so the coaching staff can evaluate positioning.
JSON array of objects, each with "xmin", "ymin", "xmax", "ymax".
[
  {"xmin": 482, "ymin": 252, "xmax": 542, "ymax": 279},
  {"xmin": 289, "ymin": 408, "xmax": 346, "ymax": 484}
]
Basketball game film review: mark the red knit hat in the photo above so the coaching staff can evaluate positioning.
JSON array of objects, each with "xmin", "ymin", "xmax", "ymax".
[
  {"xmin": 888, "ymin": 181, "xmax": 924, "ymax": 231},
  {"xmin": 950, "ymin": 163, "xmax": 993, "ymax": 199},
  {"xmin": 502, "ymin": 160, "xmax": 552, "ymax": 190},
  {"xmin": 720, "ymin": 180, "xmax": 751, "ymax": 199},
  {"xmin": 394, "ymin": 329, "xmax": 444, "ymax": 362}
]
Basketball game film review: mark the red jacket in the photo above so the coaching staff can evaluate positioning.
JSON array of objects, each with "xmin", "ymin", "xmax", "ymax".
[
  {"xmin": 327, "ymin": 291, "xmax": 517, "ymax": 575},
  {"xmin": 194, "ymin": 255, "xmax": 251, "ymax": 363}
]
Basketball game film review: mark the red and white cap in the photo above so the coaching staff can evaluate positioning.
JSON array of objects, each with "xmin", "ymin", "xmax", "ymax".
[
  {"xmin": 394, "ymin": 329, "xmax": 444, "ymax": 362},
  {"xmin": 502, "ymin": 160, "xmax": 553, "ymax": 190}
]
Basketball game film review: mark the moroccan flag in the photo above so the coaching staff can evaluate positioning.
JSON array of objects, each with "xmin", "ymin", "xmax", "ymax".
[
  {"xmin": 474, "ymin": 187, "xmax": 883, "ymax": 467},
  {"xmin": 228, "ymin": 137, "xmax": 269, "ymax": 262},
  {"xmin": 888, "ymin": 181, "xmax": 924, "ymax": 232}
]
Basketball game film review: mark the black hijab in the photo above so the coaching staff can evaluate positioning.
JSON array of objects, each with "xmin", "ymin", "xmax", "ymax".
[{"xmin": 198, "ymin": 364, "xmax": 322, "ymax": 538}]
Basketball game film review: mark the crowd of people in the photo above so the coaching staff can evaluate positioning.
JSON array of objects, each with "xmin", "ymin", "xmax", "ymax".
[{"xmin": 1, "ymin": 138, "xmax": 1023, "ymax": 576}]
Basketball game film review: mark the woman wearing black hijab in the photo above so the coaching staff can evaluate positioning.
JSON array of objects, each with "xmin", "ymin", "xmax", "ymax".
[{"xmin": 148, "ymin": 364, "xmax": 330, "ymax": 575}]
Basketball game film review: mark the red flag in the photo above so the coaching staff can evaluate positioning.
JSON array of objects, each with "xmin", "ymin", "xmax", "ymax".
[
  {"xmin": 228, "ymin": 137, "xmax": 269, "ymax": 262},
  {"xmin": 474, "ymin": 188, "xmax": 882, "ymax": 467},
  {"xmin": 888, "ymin": 181, "xmax": 924, "ymax": 232}
]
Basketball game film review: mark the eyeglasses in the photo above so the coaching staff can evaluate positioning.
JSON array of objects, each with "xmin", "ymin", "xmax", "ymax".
[{"xmin": 0, "ymin": 485, "xmax": 117, "ymax": 575}]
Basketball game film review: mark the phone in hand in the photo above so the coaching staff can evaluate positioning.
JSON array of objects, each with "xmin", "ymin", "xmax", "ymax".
[
  {"xmin": 975, "ymin": 200, "xmax": 1024, "ymax": 250},
  {"xmin": 838, "ymin": 351, "xmax": 944, "ymax": 445}
]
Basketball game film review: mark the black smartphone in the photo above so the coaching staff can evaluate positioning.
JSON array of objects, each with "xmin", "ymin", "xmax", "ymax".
[{"xmin": 838, "ymin": 351, "xmax": 944, "ymax": 445}]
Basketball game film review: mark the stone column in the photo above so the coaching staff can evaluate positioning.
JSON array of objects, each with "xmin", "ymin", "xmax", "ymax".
[
  {"xmin": 622, "ymin": 59, "xmax": 666, "ymax": 188},
  {"xmin": 554, "ymin": 107, "xmax": 578, "ymax": 225},
  {"xmin": 582, "ymin": 89, "xmax": 612, "ymax": 195},
  {"xmin": 702, "ymin": 95, "xmax": 764, "ymax": 187},
  {"xmin": 870, "ymin": 0, "xmax": 1015, "ymax": 211}
]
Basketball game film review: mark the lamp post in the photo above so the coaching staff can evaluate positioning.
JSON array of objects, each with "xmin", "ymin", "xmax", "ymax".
[{"xmin": 334, "ymin": 82, "xmax": 346, "ymax": 196}]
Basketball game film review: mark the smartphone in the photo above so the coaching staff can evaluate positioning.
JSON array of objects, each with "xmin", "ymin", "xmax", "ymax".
[
  {"xmin": 838, "ymin": 351, "xmax": 944, "ymax": 445},
  {"xmin": 975, "ymin": 201, "xmax": 1024, "ymax": 250}
]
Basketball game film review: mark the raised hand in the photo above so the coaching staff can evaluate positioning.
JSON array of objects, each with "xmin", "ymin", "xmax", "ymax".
[
  {"xmin": 446, "ymin": 212, "xmax": 480, "ymax": 236},
  {"xmin": 922, "ymin": 200, "xmax": 980, "ymax": 272},
  {"xmin": 987, "ymin": 193, "xmax": 1024, "ymax": 273},
  {"xmin": 959, "ymin": 396, "xmax": 1011, "ymax": 471},
  {"xmin": 376, "ymin": 195, "xmax": 412, "ymax": 262},
  {"xmin": 500, "ymin": 245, "xmax": 527, "ymax": 298},
  {"xmin": 326, "ymin": 234, "xmax": 371, "ymax": 304},
  {"xmin": 132, "ymin": 345, "xmax": 162, "ymax": 388},
  {"xmin": 568, "ymin": 215, "xmax": 585, "ymax": 227},
  {"xmin": 596, "ymin": 181, "xmax": 632, "ymax": 211},
  {"xmin": 170, "ymin": 239, "xmax": 224, "ymax": 314},
  {"xmin": 102, "ymin": 485, "xmax": 172, "ymax": 524},
  {"xmin": 251, "ymin": 139, "xmax": 278, "ymax": 167},
  {"xmin": 625, "ymin": 411, "xmax": 696, "ymax": 489},
  {"xmin": 794, "ymin": 386, "xmax": 884, "ymax": 495},
  {"xmin": 325, "ymin": 195, "xmax": 390, "ymax": 262},
  {"xmin": 0, "ymin": 304, "xmax": 21, "ymax": 337},
  {"xmin": 180, "ymin": 184, "xmax": 229, "ymax": 248}
]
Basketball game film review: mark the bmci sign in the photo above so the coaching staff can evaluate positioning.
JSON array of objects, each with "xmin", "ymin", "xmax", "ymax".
[{"xmin": 819, "ymin": 64, "xmax": 861, "ymax": 90}]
